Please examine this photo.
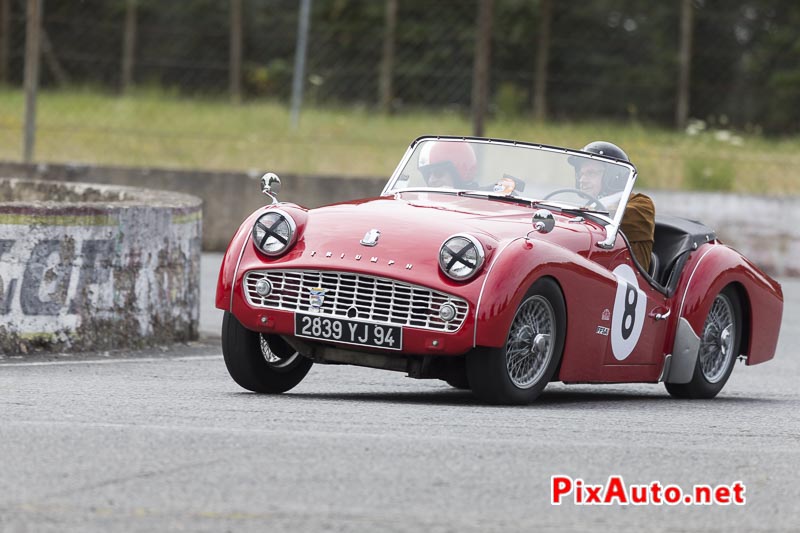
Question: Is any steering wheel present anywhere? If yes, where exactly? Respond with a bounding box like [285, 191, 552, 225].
[543, 188, 607, 211]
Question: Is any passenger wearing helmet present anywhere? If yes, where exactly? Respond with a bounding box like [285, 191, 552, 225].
[574, 141, 655, 273]
[418, 141, 479, 189]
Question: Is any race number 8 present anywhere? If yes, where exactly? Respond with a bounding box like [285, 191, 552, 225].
[610, 264, 646, 361]
[621, 285, 638, 340]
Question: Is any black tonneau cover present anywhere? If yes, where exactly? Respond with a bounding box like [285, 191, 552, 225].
[652, 215, 717, 294]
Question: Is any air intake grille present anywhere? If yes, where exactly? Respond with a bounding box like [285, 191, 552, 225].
[244, 270, 468, 332]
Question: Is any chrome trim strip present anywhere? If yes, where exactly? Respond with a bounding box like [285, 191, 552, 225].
[229, 231, 250, 312]
[473, 237, 525, 347]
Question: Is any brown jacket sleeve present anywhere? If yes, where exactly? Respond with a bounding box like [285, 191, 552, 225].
[620, 193, 655, 272]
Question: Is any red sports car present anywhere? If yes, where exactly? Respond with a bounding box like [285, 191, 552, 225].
[216, 136, 783, 404]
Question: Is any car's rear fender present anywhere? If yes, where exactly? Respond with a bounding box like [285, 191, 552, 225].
[474, 237, 617, 349]
[674, 243, 783, 365]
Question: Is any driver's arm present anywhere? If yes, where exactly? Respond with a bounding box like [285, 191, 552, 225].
[620, 193, 655, 272]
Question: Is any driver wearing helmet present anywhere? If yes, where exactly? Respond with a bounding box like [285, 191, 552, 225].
[418, 140, 479, 189]
[572, 141, 655, 273]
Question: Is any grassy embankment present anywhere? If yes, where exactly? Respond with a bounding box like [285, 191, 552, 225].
[0, 87, 798, 194]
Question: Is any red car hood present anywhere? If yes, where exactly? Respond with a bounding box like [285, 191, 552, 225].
[260, 192, 596, 288]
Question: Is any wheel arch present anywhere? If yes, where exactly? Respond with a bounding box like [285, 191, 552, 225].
[473, 238, 607, 349]
[675, 244, 782, 366]
[215, 211, 262, 312]
[729, 281, 751, 363]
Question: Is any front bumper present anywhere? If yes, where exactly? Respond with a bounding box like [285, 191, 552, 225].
[231, 267, 478, 357]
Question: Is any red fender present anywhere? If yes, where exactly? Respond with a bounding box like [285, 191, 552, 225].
[215, 204, 309, 312]
[674, 243, 782, 365]
[474, 237, 617, 349]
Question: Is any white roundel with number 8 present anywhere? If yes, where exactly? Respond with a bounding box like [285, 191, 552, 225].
[610, 264, 646, 361]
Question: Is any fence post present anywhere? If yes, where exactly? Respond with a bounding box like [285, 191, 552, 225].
[23, 0, 42, 163]
[0, 0, 9, 84]
[290, 0, 312, 129]
[675, 0, 693, 130]
[121, 0, 137, 92]
[533, 0, 552, 122]
[229, 0, 242, 105]
[471, 0, 493, 137]
[378, 0, 397, 114]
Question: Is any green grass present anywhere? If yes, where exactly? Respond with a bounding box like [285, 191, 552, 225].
[1, 86, 799, 194]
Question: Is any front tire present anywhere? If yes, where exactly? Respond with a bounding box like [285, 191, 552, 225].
[467, 278, 566, 405]
[222, 311, 313, 393]
[665, 287, 741, 399]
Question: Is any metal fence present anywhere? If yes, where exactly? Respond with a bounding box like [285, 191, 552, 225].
[0, 0, 798, 191]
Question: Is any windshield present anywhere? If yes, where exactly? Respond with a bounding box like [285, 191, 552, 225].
[385, 137, 636, 221]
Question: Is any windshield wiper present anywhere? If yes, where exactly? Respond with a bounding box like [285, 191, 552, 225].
[531, 200, 607, 216]
[457, 190, 534, 207]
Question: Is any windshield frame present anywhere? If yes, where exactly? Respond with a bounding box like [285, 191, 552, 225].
[382, 135, 638, 249]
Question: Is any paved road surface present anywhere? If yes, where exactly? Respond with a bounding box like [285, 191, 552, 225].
[0, 255, 797, 532]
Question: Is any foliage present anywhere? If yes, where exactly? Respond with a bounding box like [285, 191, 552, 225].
[4, 0, 800, 133]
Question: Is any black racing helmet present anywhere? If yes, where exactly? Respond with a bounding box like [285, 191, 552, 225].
[570, 141, 631, 194]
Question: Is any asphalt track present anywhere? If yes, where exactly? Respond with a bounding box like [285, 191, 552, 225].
[0, 254, 797, 532]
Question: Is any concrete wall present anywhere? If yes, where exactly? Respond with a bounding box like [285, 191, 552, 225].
[0, 161, 796, 277]
[646, 190, 800, 277]
[0, 178, 202, 354]
[0, 162, 386, 252]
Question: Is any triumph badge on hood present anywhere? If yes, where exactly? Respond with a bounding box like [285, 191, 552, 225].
[360, 229, 381, 247]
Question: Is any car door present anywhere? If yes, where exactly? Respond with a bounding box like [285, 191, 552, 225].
[588, 230, 670, 381]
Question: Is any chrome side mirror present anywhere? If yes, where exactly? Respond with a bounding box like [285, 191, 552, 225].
[260, 172, 282, 205]
[532, 209, 555, 234]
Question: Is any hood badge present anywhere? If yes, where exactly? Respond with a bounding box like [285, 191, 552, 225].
[360, 229, 381, 247]
[309, 288, 327, 310]
[307, 250, 411, 270]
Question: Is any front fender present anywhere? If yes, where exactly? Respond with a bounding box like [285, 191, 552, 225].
[215, 211, 260, 312]
[215, 203, 309, 312]
[474, 238, 615, 348]
[676, 243, 783, 365]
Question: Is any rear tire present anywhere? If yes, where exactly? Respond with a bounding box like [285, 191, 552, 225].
[665, 286, 741, 399]
[222, 311, 313, 393]
[467, 278, 566, 405]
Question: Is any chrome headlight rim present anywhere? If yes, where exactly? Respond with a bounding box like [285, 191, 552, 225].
[439, 233, 485, 281]
[252, 209, 297, 257]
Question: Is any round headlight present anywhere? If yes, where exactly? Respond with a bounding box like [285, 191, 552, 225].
[439, 234, 485, 281]
[252, 209, 296, 256]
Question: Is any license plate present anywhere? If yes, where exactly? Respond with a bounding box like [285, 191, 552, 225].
[294, 313, 402, 351]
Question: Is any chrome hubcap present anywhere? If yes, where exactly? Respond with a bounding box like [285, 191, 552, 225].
[505, 295, 555, 389]
[260, 334, 299, 369]
[699, 294, 735, 383]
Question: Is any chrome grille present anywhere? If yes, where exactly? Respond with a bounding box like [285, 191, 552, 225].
[244, 269, 469, 332]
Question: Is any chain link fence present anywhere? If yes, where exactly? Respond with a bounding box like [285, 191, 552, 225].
[0, 0, 799, 191]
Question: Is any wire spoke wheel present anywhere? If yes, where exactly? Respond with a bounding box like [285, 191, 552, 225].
[698, 293, 735, 383]
[222, 312, 313, 394]
[665, 286, 741, 400]
[260, 334, 300, 369]
[505, 295, 555, 389]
